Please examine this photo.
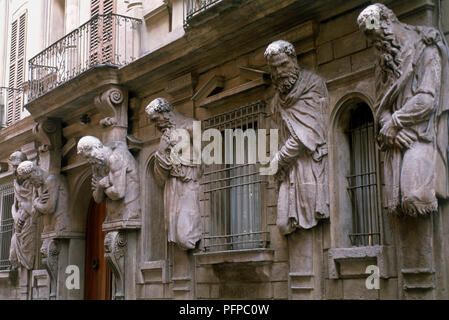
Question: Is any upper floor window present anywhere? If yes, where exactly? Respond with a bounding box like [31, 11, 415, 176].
[201, 101, 269, 251]
[0, 183, 14, 271]
[346, 103, 381, 246]
[6, 12, 27, 127]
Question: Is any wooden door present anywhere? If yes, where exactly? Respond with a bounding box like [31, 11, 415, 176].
[84, 199, 111, 300]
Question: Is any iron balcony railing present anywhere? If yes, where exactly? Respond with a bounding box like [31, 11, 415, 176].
[27, 13, 141, 101]
[0, 87, 25, 128]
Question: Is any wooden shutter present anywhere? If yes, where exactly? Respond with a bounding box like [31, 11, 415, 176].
[7, 13, 26, 126]
[90, 0, 116, 65]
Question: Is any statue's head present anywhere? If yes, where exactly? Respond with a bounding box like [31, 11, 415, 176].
[17, 161, 42, 186]
[358, 4, 403, 79]
[357, 4, 400, 41]
[77, 136, 108, 166]
[8, 151, 27, 172]
[145, 98, 174, 132]
[264, 40, 300, 95]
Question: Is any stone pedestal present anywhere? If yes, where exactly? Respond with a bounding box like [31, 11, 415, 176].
[287, 225, 324, 300]
[170, 244, 194, 299]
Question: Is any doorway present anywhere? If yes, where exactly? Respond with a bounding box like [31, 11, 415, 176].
[84, 199, 112, 300]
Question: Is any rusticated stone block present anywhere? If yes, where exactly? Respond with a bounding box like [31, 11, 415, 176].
[196, 284, 211, 299]
[317, 42, 333, 65]
[343, 279, 379, 300]
[318, 56, 351, 80]
[325, 279, 343, 300]
[273, 281, 288, 299]
[333, 31, 367, 59]
[317, 9, 360, 45]
[351, 47, 375, 72]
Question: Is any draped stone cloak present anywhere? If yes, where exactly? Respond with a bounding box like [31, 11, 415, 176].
[153, 117, 202, 250]
[375, 26, 449, 215]
[271, 69, 330, 235]
[9, 179, 37, 270]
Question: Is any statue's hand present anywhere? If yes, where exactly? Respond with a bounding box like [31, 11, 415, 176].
[98, 176, 111, 189]
[91, 175, 103, 191]
[17, 218, 25, 233]
[158, 131, 172, 153]
[394, 129, 415, 150]
[274, 166, 288, 182]
[379, 120, 398, 147]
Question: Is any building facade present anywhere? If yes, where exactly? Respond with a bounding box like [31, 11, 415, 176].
[0, 0, 449, 300]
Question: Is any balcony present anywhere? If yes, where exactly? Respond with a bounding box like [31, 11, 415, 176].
[27, 13, 141, 102]
[183, 0, 241, 28]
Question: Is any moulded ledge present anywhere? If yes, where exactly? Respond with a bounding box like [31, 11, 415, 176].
[102, 219, 142, 232]
[139, 260, 168, 284]
[0, 270, 11, 280]
[328, 245, 396, 280]
[194, 248, 274, 265]
[40, 231, 85, 240]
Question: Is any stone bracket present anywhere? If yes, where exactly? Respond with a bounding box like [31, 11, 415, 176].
[94, 86, 128, 129]
[40, 238, 60, 300]
[32, 118, 62, 173]
[104, 230, 127, 300]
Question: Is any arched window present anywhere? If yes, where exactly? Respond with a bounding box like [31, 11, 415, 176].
[330, 96, 383, 248]
[346, 103, 381, 246]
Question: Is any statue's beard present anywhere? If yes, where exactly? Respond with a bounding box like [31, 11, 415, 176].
[373, 28, 402, 81]
[274, 69, 299, 95]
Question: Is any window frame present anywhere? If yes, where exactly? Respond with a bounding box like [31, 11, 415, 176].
[200, 100, 270, 252]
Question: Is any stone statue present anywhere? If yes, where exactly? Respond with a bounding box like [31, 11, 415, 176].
[145, 98, 202, 250]
[77, 136, 140, 222]
[16, 161, 69, 234]
[265, 40, 329, 236]
[8, 152, 37, 270]
[358, 4, 449, 216]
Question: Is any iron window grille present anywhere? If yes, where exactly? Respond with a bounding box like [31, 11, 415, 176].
[201, 101, 270, 252]
[0, 183, 14, 271]
[346, 104, 382, 247]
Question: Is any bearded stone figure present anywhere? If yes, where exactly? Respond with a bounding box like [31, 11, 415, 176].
[145, 98, 202, 250]
[77, 136, 140, 222]
[265, 40, 330, 236]
[358, 4, 449, 216]
[16, 161, 69, 234]
[8, 152, 37, 270]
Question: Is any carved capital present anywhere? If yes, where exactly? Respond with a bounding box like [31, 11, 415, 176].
[104, 231, 127, 300]
[41, 238, 60, 300]
[32, 118, 62, 174]
[32, 118, 62, 153]
[94, 87, 128, 129]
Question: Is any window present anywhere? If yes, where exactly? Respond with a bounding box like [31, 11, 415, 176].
[7, 13, 26, 126]
[90, 0, 116, 65]
[0, 183, 14, 271]
[201, 101, 269, 252]
[346, 103, 381, 246]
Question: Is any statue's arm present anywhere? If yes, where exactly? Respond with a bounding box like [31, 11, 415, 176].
[391, 46, 441, 128]
[103, 155, 127, 201]
[277, 135, 303, 168]
[34, 176, 58, 215]
[92, 175, 105, 203]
